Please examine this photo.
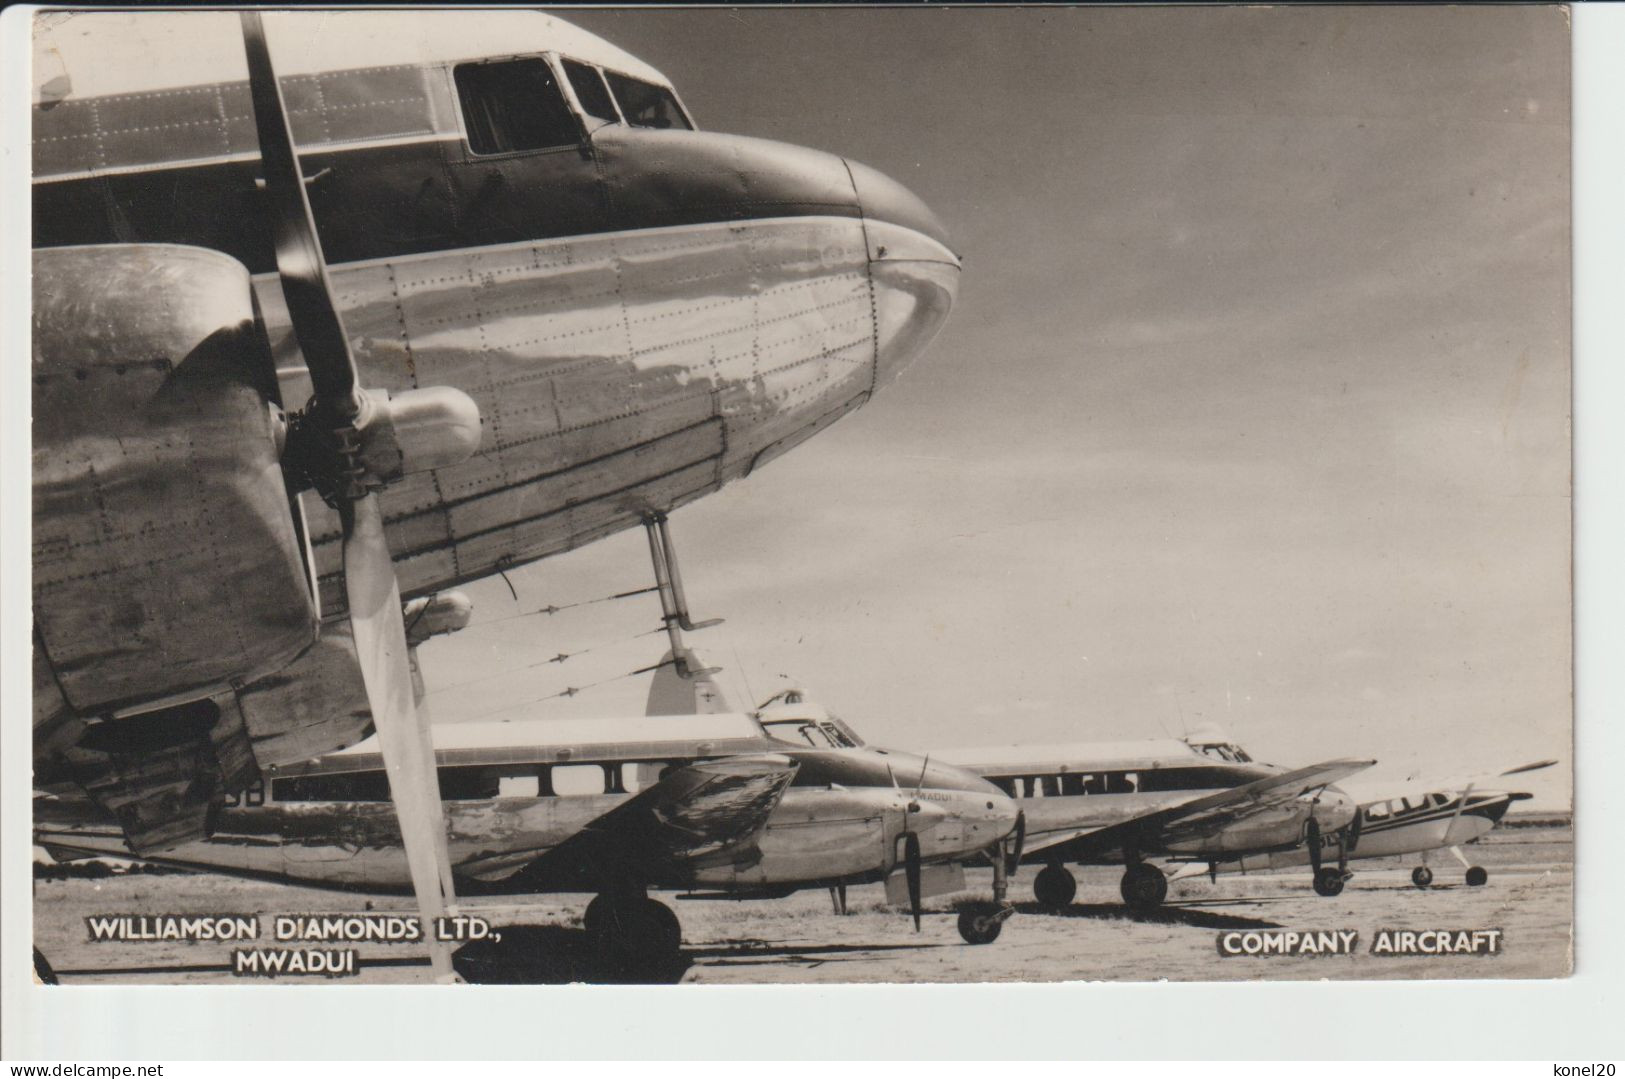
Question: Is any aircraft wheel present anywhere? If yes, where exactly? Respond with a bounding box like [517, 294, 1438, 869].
[1464, 866, 1488, 887]
[1120, 864, 1169, 911]
[1313, 867, 1346, 897]
[582, 893, 612, 935]
[588, 897, 682, 963]
[957, 904, 1006, 945]
[1411, 866, 1433, 888]
[1033, 864, 1077, 909]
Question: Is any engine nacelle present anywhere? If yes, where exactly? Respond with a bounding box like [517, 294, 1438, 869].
[33, 245, 319, 717]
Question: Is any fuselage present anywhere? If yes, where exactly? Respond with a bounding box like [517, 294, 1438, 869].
[32, 11, 959, 690]
[35, 713, 1018, 894]
[1192, 789, 1525, 875]
[937, 734, 1358, 860]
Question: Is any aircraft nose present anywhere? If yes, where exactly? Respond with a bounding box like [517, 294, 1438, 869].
[845, 157, 961, 391]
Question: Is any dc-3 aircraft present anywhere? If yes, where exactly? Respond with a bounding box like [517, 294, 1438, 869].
[1165, 759, 1557, 892]
[932, 725, 1375, 910]
[31, 11, 958, 976]
[35, 655, 1024, 967]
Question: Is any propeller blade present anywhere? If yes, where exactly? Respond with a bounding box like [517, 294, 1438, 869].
[239, 11, 359, 415]
[1500, 759, 1558, 777]
[903, 831, 923, 932]
[1345, 807, 1363, 854]
[343, 495, 458, 979]
[1005, 810, 1026, 875]
[1306, 815, 1323, 875]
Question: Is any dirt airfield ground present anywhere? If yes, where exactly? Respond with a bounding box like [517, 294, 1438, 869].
[33, 825, 1571, 985]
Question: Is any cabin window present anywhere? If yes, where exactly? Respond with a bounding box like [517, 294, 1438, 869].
[550, 764, 607, 796]
[497, 772, 541, 798]
[438, 766, 501, 801]
[1060, 773, 1087, 797]
[989, 777, 1016, 798]
[604, 72, 692, 130]
[1039, 775, 1062, 798]
[454, 58, 579, 155]
[1107, 771, 1139, 794]
[1364, 802, 1390, 821]
[563, 59, 620, 124]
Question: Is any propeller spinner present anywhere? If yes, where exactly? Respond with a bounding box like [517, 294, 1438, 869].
[240, 12, 480, 980]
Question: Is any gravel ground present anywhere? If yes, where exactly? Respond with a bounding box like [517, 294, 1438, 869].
[32, 826, 1571, 985]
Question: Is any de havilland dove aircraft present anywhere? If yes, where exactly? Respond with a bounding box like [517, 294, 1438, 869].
[35, 706, 1024, 965]
[1166, 759, 1558, 892]
[31, 11, 958, 973]
[933, 725, 1375, 910]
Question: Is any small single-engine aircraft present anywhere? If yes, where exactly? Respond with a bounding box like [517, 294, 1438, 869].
[31, 11, 958, 975]
[36, 709, 1024, 964]
[933, 725, 1375, 910]
[1165, 759, 1558, 892]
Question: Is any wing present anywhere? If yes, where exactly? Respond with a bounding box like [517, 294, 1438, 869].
[471, 755, 797, 893]
[1020, 758, 1375, 861]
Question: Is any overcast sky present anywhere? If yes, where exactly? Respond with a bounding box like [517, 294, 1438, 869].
[417, 7, 1571, 808]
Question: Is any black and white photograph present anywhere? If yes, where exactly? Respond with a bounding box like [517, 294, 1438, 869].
[18, 2, 1574, 1001]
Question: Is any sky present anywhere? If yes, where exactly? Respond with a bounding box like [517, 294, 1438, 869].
[415, 7, 1572, 809]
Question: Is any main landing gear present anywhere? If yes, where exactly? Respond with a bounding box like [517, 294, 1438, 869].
[583, 891, 682, 967]
[1415, 847, 1487, 888]
[1120, 862, 1169, 911]
[1033, 863, 1078, 909]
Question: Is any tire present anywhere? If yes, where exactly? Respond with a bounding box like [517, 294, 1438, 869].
[957, 906, 1005, 945]
[1313, 867, 1346, 897]
[1411, 866, 1433, 888]
[582, 893, 612, 935]
[1464, 866, 1488, 887]
[1033, 864, 1077, 909]
[589, 897, 682, 963]
[1120, 864, 1169, 910]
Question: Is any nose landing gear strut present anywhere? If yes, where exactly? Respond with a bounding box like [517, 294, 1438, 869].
[958, 834, 1017, 944]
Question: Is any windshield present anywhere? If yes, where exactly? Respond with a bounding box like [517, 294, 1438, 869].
[604, 71, 692, 130]
[761, 719, 854, 750]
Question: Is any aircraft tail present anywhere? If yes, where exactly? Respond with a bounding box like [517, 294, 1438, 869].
[645, 648, 732, 715]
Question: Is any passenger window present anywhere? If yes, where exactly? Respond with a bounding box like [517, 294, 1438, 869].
[497, 773, 540, 798]
[1040, 776, 1062, 798]
[244, 779, 264, 807]
[1364, 802, 1388, 820]
[455, 58, 579, 155]
[1060, 773, 1086, 797]
[604, 72, 692, 130]
[1107, 772, 1138, 794]
[551, 764, 606, 796]
[563, 60, 620, 124]
[990, 777, 1016, 798]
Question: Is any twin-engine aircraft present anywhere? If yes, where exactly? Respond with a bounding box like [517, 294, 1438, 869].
[35, 702, 1024, 966]
[31, 9, 959, 974]
[1166, 759, 1557, 892]
[933, 725, 1375, 910]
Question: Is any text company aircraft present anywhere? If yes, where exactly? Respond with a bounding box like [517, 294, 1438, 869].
[932, 725, 1374, 910]
[1166, 759, 1558, 892]
[31, 10, 958, 971]
[35, 707, 1023, 967]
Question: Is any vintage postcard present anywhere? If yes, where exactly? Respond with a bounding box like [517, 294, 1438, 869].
[22, 4, 1570, 992]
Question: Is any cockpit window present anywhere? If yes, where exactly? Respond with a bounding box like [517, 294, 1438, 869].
[455, 59, 579, 155]
[604, 72, 692, 130]
[1194, 743, 1253, 764]
[762, 720, 843, 749]
[563, 59, 620, 125]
